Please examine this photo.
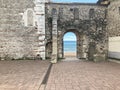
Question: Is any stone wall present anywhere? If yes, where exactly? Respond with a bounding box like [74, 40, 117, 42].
[46, 3, 106, 20]
[45, 3, 108, 62]
[0, 0, 111, 61]
[0, 0, 39, 59]
[107, 0, 120, 37]
[45, 3, 107, 41]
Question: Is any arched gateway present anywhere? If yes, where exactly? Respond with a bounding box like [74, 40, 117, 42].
[63, 32, 77, 58]
[59, 29, 85, 59]
[45, 3, 108, 63]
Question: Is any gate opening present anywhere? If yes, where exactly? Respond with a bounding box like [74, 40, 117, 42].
[63, 32, 77, 58]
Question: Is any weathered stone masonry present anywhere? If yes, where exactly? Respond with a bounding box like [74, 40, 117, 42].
[0, 0, 120, 62]
[45, 3, 108, 63]
[0, 0, 38, 59]
[0, 0, 51, 60]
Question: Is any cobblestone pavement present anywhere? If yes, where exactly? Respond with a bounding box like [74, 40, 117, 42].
[44, 59, 120, 90]
[0, 60, 50, 90]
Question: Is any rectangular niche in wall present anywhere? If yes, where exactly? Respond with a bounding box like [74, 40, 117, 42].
[74, 8, 79, 20]
[52, 8, 57, 16]
[89, 8, 95, 19]
[59, 8, 63, 19]
[119, 7, 120, 15]
[27, 10, 34, 26]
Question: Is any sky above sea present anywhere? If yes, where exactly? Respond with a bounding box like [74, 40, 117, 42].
[64, 41, 76, 52]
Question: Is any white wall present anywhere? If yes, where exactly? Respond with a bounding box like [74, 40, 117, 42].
[109, 37, 120, 59]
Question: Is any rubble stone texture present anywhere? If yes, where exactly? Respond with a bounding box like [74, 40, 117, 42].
[0, 0, 119, 62]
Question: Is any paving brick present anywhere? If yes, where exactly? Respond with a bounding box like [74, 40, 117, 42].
[0, 60, 50, 90]
[45, 59, 120, 90]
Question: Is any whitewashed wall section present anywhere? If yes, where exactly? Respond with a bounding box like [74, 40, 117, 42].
[109, 37, 120, 59]
[34, 0, 46, 59]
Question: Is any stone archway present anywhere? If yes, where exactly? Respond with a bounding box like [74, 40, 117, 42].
[63, 32, 77, 58]
[58, 29, 88, 60]
[49, 8, 108, 63]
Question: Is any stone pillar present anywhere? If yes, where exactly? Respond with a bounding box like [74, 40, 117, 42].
[77, 35, 81, 58]
[51, 15, 58, 63]
[82, 35, 89, 59]
[34, 0, 46, 60]
[58, 35, 63, 59]
[60, 39, 64, 58]
[77, 35, 84, 59]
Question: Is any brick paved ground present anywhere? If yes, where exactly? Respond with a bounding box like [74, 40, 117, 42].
[44, 59, 120, 90]
[1, 59, 120, 90]
[0, 60, 50, 90]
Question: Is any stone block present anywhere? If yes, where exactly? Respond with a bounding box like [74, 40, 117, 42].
[94, 54, 106, 62]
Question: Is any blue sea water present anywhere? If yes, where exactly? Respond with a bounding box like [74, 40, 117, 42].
[64, 41, 76, 52]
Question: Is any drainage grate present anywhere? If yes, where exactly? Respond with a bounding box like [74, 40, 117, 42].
[42, 63, 53, 84]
